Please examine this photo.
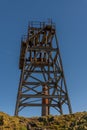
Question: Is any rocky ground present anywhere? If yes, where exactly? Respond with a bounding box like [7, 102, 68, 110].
[0, 111, 87, 130]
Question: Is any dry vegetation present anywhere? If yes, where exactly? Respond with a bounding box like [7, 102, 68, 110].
[0, 111, 87, 130]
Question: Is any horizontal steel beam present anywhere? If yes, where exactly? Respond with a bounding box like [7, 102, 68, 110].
[23, 82, 56, 85]
[28, 47, 58, 51]
[24, 70, 60, 73]
[29, 63, 53, 66]
[19, 103, 59, 107]
[21, 94, 59, 98]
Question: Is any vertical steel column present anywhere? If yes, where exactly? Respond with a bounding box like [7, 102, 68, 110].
[42, 85, 49, 116]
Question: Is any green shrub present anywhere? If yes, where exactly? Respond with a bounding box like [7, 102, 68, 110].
[19, 126, 27, 130]
[53, 125, 59, 130]
[38, 117, 47, 125]
[0, 116, 4, 126]
[48, 116, 54, 122]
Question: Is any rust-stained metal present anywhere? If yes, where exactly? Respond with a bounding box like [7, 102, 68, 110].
[15, 20, 72, 116]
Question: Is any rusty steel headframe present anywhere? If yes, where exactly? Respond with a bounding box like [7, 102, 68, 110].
[15, 20, 72, 116]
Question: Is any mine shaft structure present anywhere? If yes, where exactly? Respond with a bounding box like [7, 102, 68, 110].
[15, 21, 72, 116]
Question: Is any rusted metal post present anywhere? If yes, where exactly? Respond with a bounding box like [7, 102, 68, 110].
[42, 85, 49, 116]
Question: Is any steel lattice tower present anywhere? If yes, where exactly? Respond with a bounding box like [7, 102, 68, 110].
[15, 21, 72, 116]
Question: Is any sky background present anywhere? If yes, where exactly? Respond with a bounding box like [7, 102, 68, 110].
[0, 0, 87, 117]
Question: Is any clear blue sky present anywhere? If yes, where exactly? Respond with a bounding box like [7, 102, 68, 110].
[0, 0, 87, 117]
